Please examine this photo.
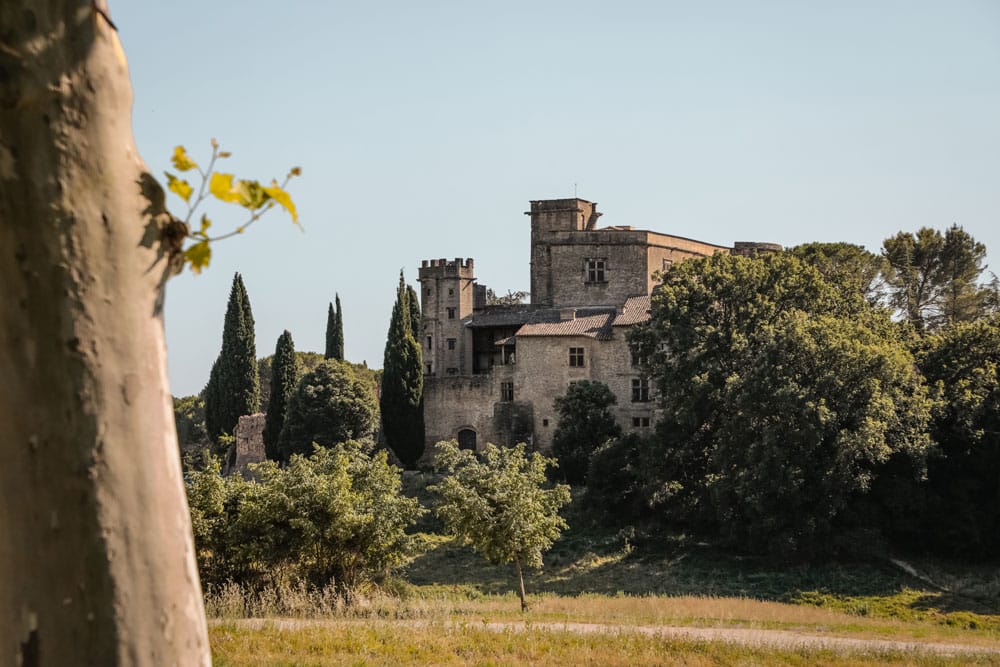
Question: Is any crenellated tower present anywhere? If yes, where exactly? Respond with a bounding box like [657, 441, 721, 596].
[417, 258, 475, 376]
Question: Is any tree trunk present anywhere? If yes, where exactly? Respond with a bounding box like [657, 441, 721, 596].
[0, 2, 210, 664]
[515, 558, 528, 612]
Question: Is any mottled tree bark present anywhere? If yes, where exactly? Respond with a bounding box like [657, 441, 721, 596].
[0, 1, 210, 664]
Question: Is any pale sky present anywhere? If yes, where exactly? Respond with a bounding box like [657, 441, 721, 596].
[114, 1, 1000, 397]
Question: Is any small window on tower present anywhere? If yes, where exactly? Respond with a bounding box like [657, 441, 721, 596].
[448, 288, 454, 296]
[585, 258, 607, 283]
[447, 307, 456, 319]
[426, 336, 432, 350]
[447, 338, 456, 350]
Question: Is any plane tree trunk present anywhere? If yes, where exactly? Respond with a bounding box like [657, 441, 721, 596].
[0, 1, 210, 664]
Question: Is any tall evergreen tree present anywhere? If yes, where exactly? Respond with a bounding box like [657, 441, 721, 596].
[406, 284, 421, 338]
[263, 330, 298, 459]
[324, 300, 338, 360]
[205, 273, 260, 439]
[381, 271, 425, 467]
[331, 294, 345, 360]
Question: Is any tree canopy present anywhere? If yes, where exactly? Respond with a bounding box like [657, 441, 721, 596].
[430, 440, 570, 610]
[628, 252, 932, 555]
[277, 359, 378, 461]
[263, 330, 298, 459]
[381, 271, 425, 467]
[205, 272, 259, 439]
[551, 380, 622, 484]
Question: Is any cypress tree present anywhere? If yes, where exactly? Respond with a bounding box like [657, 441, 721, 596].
[205, 273, 260, 439]
[203, 358, 222, 441]
[325, 293, 345, 361]
[263, 330, 298, 459]
[381, 271, 425, 467]
[324, 302, 336, 360]
[406, 285, 421, 338]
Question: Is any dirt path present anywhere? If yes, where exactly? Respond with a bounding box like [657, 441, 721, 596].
[227, 618, 1000, 658]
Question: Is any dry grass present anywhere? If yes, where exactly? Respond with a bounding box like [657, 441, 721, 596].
[209, 619, 998, 666]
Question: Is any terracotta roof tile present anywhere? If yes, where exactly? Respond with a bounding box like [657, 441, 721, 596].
[515, 312, 616, 340]
[613, 295, 651, 326]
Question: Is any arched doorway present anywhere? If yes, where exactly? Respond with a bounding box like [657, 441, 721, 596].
[457, 428, 477, 451]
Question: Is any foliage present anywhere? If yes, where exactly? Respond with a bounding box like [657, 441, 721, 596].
[486, 288, 530, 306]
[204, 273, 259, 439]
[263, 330, 298, 459]
[585, 433, 650, 521]
[277, 360, 378, 462]
[882, 225, 991, 331]
[551, 380, 622, 484]
[912, 316, 1000, 556]
[173, 394, 208, 446]
[787, 242, 888, 305]
[430, 440, 571, 610]
[325, 294, 345, 361]
[186, 443, 423, 589]
[629, 252, 932, 556]
[381, 271, 425, 467]
[258, 350, 326, 413]
[163, 141, 300, 274]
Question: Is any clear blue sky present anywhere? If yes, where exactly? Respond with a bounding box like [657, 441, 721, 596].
[114, 1, 1000, 397]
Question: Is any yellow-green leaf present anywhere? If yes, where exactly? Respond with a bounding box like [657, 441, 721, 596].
[238, 180, 267, 209]
[184, 240, 211, 274]
[165, 172, 193, 202]
[218, 151, 232, 158]
[263, 184, 298, 224]
[171, 146, 198, 172]
[209, 172, 241, 203]
[199, 213, 211, 234]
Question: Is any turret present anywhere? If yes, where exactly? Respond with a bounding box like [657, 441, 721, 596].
[417, 258, 475, 376]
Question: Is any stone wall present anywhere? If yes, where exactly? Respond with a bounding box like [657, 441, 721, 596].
[233, 413, 266, 473]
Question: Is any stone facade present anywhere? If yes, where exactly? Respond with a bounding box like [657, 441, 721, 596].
[419, 197, 778, 453]
[233, 413, 266, 472]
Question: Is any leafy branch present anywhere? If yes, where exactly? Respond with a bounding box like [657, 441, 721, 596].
[164, 139, 301, 274]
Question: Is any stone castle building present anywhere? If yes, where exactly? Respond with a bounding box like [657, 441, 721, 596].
[418, 198, 779, 452]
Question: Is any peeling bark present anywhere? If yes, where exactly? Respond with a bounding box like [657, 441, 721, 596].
[0, 2, 209, 664]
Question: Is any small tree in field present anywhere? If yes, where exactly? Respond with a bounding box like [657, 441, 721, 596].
[430, 440, 571, 611]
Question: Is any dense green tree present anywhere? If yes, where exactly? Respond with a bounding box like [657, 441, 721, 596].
[381, 272, 425, 467]
[882, 225, 990, 331]
[430, 440, 571, 611]
[173, 395, 208, 447]
[325, 294, 345, 361]
[585, 433, 651, 521]
[914, 317, 1000, 556]
[551, 380, 622, 484]
[788, 242, 887, 305]
[263, 331, 298, 459]
[630, 252, 932, 555]
[277, 360, 378, 462]
[205, 273, 260, 439]
[186, 443, 422, 588]
[258, 351, 326, 413]
[406, 284, 421, 336]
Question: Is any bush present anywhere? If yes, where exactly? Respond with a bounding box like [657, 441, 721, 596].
[185, 442, 423, 589]
[277, 360, 378, 462]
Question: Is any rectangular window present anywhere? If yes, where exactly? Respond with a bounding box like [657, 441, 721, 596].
[448, 288, 454, 296]
[425, 364, 432, 374]
[585, 258, 607, 283]
[426, 336, 432, 350]
[632, 417, 651, 428]
[631, 377, 650, 402]
[662, 258, 674, 272]
[447, 338, 456, 350]
[500, 382, 514, 402]
[446, 367, 459, 375]
[569, 347, 585, 367]
[447, 307, 456, 319]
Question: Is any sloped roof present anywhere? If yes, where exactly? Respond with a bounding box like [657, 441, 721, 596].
[612, 295, 652, 327]
[515, 312, 616, 340]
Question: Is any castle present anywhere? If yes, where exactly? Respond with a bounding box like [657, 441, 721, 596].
[418, 198, 780, 452]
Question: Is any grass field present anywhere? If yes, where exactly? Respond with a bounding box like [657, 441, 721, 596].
[207, 482, 1000, 664]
